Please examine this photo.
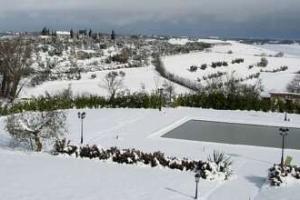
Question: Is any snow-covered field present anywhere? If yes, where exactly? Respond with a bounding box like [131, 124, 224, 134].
[18, 38, 300, 98]
[1, 107, 300, 199]
[20, 66, 190, 98]
[162, 40, 300, 93]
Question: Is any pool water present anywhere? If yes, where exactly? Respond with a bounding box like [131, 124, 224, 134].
[162, 120, 300, 149]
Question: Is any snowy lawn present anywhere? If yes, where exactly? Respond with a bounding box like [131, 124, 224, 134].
[1, 107, 300, 199]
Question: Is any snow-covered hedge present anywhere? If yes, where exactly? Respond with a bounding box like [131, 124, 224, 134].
[53, 140, 233, 181]
[268, 164, 300, 186]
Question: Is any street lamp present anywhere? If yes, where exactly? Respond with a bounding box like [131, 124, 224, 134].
[158, 88, 163, 111]
[194, 173, 201, 199]
[78, 112, 86, 144]
[284, 112, 290, 121]
[279, 127, 289, 169]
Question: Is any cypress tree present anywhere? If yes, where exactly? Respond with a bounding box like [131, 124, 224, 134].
[111, 30, 116, 40]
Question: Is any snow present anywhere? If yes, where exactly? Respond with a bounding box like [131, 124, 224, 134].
[56, 31, 70, 35]
[168, 38, 190, 45]
[20, 66, 190, 98]
[2, 37, 300, 199]
[257, 43, 300, 57]
[1, 107, 300, 199]
[162, 41, 300, 93]
[18, 38, 300, 97]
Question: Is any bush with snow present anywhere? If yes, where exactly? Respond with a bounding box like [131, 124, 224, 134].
[268, 164, 300, 186]
[257, 57, 268, 67]
[231, 58, 244, 64]
[200, 64, 207, 70]
[189, 65, 198, 72]
[194, 151, 233, 180]
[53, 142, 233, 181]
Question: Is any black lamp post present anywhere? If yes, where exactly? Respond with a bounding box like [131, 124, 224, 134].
[78, 112, 86, 144]
[279, 127, 289, 169]
[194, 173, 200, 199]
[158, 88, 163, 111]
[284, 112, 290, 121]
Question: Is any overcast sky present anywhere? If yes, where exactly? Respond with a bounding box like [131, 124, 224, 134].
[0, 0, 299, 39]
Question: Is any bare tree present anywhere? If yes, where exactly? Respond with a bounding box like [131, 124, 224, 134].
[0, 38, 33, 100]
[6, 111, 67, 151]
[100, 71, 125, 101]
[287, 74, 300, 93]
[162, 80, 176, 103]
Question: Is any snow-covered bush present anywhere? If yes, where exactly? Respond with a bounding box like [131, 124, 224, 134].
[231, 58, 244, 64]
[197, 151, 234, 180]
[200, 64, 207, 70]
[53, 138, 78, 156]
[257, 57, 268, 67]
[53, 142, 232, 181]
[189, 65, 198, 72]
[275, 52, 284, 57]
[268, 164, 300, 186]
[261, 66, 288, 73]
[90, 73, 97, 79]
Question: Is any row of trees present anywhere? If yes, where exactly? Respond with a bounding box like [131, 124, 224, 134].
[42, 27, 116, 40]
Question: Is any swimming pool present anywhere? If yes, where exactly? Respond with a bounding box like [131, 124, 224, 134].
[162, 120, 300, 149]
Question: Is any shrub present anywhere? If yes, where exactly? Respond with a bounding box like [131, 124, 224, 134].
[195, 151, 233, 180]
[111, 48, 130, 63]
[200, 64, 207, 70]
[90, 73, 97, 79]
[232, 58, 244, 64]
[52, 142, 231, 180]
[53, 138, 78, 156]
[275, 52, 284, 57]
[268, 164, 300, 186]
[189, 65, 198, 72]
[257, 57, 268, 67]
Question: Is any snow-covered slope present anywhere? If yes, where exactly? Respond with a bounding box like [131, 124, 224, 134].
[1, 108, 300, 199]
[19, 38, 300, 98]
[20, 66, 190, 98]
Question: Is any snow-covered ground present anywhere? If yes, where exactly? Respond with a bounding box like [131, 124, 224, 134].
[1, 107, 300, 199]
[18, 38, 300, 98]
[20, 66, 190, 98]
[258, 43, 300, 57]
[162, 40, 300, 93]
[2, 38, 300, 199]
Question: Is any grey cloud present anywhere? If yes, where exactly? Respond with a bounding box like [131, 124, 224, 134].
[0, 0, 299, 39]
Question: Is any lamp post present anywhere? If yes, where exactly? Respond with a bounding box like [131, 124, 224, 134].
[158, 88, 163, 111]
[284, 112, 290, 121]
[78, 112, 86, 144]
[279, 127, 289, 169]
[194, 173, 200, 199]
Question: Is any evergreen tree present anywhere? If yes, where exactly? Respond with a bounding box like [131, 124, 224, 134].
[111, 30, 116, 40]
[88, 29, 92, 38]
[41, 27, 49, 36]
[51, 30, 57, 37]
[70, 29, 74, 39]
